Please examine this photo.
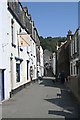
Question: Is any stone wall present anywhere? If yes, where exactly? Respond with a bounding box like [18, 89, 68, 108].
[68, 76, 80, 103]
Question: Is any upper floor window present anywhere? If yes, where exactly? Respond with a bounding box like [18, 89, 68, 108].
[70, 41, 73, 57]
[74, 35, 78, 53]
[72, 39, 74, 55]
[18, 3, 20, 13]
[11, 19, 16, 47]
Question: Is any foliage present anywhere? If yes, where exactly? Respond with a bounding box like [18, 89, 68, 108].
[39, 36, 66, 52]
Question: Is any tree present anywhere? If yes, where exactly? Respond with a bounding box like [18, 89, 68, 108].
[39, 36, 66, 52]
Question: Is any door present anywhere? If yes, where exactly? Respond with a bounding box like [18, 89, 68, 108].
[0, 70, 4, 101]
[0, 70, 2, 101]
[10, 58, 13, 91]
[2, 70, 4, 100]
[27, 60, 29, 80]
[16, 63, 20, 82]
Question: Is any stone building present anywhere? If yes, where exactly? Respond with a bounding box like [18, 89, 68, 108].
[43, 49, 53, 76]
[68, 28, 80, 102]
[56, 31, 71, 79]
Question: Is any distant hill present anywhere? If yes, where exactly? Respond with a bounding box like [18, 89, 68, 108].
[39, 36, 66, 52]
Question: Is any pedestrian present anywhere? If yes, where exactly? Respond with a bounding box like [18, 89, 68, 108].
[59, 71, 65, 84]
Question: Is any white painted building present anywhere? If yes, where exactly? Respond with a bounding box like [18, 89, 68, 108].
[69, 29, 79, 76]
[52, 52, 56, 76]
[40, 46, 44, 77]
[0, 1, 38, 101]
[68, 29, 80, 102]
[0, 2, 11, 101]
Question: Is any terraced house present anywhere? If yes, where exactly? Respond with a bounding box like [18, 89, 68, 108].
[0, 0, 43, 101]
[69, 28, 80, 102]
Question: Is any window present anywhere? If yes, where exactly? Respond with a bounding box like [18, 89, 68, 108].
[72, 40, 74, 55]
[77, 35, 79, 53]
[71, 41, 72, 57]
[16, 63, 20, 82]
[73, 65, 75, 75]
[70, 63, 73, 75]
[75, 35, 77, 53]
[11, 19, 16, 47]
[73, 64, 78, 76]
[11, 19, 14, 44]
[18, 3, 20, 13]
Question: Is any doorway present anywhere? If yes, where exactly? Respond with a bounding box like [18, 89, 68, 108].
[27, 60, 29, 80]
[0, 70, 5, 101]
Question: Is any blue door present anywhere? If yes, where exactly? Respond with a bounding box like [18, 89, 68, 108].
[2, 70, 4, 100]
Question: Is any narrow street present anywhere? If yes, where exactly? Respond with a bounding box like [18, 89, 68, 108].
[2, 77, 80, 119]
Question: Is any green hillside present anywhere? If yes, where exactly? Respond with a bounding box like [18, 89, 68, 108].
[39, 36, 66, 52]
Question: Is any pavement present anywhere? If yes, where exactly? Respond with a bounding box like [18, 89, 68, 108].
[2, 77, 80, 119]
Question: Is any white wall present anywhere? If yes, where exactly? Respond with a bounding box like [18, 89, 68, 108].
[0, 1, 39, 101]
[52, 52, 56, 75]
[40, 46, 44, 77]
[0, 2, 34, 100]
[33, 41, 37, 79]
[0, 2, 11, 100]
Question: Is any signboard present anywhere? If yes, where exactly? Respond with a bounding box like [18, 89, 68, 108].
[18, 33, 31, 47]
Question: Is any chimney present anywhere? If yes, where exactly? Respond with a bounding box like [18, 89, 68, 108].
[67, 30, 73, 40]
[23, 6, 28, 14]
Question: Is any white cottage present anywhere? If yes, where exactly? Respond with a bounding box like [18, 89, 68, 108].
[0, 0, 38, 101]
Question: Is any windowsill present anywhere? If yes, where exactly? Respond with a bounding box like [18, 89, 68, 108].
[70, 75, 78, 77]
[12, 43, 16, 48]
[16, 81, 20, 83]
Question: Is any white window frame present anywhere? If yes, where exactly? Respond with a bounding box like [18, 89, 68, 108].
[73, 62, 77, 76]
